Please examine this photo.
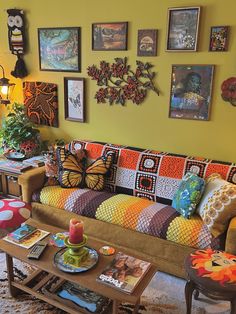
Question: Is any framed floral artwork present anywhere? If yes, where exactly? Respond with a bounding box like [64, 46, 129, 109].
[92, 22, 128, 50]
[166, 7, 201, 51]
[137, 29, 158, 56]
[64, 77, 85, 122]
[169, 65, 214, 121]
[209, 26, 229, 51]
[38, 27, 81, 72]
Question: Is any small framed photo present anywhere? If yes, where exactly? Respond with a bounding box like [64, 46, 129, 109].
[166, 7, 201, 51]
[137, 29, 158, 56]
[209, 26, 229, 51]
[92, 22, 128, 51]
[64, 77, 85, 122]
[38, 27, 81, 72]
[169, 65, 214, 121]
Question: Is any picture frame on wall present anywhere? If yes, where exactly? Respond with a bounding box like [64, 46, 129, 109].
[92, 22, 128, 50]
[64, 77, 85, 122]
[209, 26, 229, 51]
[169, 65, 214, 121]
[137, 29, 158, 56]
[38, 27, 81, 72]
[166, 7, 201, 51]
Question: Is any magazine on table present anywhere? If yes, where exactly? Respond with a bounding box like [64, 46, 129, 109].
[96, 252, 151, 294]
[4, 229, 50, 249]
[8, 223, 37, 242]
[23, 155, 45, 167]
[0, 159, 32, 174]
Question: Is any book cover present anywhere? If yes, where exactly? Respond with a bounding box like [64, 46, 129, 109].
[8, 224, 37, 242]
[0, 160, 32, 174]
[56, 281, 110, 313]
[23, 155, 45, 167]
[4, 229, 50, 249]
[97, 252, 151, 294]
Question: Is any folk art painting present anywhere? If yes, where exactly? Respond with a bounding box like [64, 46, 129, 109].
[169, 65, 214, 121]
[38, 27, 80, 72]
[23, 81, 58, 127]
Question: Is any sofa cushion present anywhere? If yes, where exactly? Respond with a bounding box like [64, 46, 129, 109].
[67, 140, 236, 205]
[33, 186, 223, 250]
[57, 147, 113, 191]
[172, 172, 205, 219]
[197, 173, 236, 237]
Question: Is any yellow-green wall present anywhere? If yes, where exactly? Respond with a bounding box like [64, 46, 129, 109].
[0, 0, 236, 162]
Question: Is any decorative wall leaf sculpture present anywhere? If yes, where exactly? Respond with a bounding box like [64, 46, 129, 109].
[87, 57, 159, 105]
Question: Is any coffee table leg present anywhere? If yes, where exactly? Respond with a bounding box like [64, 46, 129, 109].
[133, 297, 140, 314]
[112, 300, 120, 314]
[185, 279, 195, 314]
[231, 299, 236, 314]
[5, 253, 20, 297]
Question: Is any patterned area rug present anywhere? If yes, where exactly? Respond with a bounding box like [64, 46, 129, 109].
[0, 253, 230, 314]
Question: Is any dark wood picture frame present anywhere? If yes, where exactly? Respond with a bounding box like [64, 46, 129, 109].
[137, 29, 158, 56]
[166, 7, 201, 52]
[38, 27, 81, 72]
[209, 26, 229, 52]
[169, 64, 214, 121]
[64, 77, 85, 122]
[92, 22, 128, 51]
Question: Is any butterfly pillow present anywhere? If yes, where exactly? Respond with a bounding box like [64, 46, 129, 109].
[57, 147, 113, 191]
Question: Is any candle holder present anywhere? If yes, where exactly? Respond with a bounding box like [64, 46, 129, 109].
[63, 235, 89, 267]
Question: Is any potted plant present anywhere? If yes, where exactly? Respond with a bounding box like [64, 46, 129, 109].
[0, 103, 41, 157]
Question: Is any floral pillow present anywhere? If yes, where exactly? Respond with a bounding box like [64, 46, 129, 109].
[172, 172, 205, 219]
[196, 173, 236, 237]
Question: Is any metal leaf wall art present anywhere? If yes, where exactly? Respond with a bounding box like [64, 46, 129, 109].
[87, 57, 159, 105]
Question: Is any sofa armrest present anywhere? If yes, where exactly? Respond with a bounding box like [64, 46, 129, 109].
[225, 216, 236, 254]
[18, 166, 46, 203]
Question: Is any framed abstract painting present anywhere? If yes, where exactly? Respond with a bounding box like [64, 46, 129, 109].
[169, 65, 214, 121]
[209, 26, 229, 51]
[166, 7, 201, 51]
[64, 77, 85, 122]
[38, 27, 81, 72]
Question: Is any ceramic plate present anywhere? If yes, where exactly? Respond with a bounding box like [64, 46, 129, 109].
[4, 152, 25, 161]
[54, 246, 98, 273]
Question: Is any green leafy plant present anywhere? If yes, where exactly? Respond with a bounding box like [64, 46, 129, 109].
[0, 103, 40, 154]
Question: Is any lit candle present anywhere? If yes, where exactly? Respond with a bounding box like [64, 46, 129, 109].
[69, 218, 84, 244]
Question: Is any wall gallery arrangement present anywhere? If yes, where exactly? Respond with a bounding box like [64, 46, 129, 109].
[4, 5, 232, 126]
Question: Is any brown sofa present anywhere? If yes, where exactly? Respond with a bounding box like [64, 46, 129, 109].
[18, 140, 236, 279]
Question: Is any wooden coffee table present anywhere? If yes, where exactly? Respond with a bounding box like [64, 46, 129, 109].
[0, 218, 157, 314]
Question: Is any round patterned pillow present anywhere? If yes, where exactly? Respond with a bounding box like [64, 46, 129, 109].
[0, 199, 31, 237]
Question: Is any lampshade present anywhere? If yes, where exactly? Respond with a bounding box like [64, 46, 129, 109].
[0, 65, 15, 105]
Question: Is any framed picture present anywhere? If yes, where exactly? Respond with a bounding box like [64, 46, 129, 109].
[166, 7, 200, 51]
[64, 77, 85, 122]
[137, 29, 158, 56]
[169, 65, 214, 121]
[38, 27, 81, 72]
[209, 26, 229, 51]
[92, 22, 128, 50]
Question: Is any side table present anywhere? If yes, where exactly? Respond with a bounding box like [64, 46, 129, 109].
[185, 249, 236, 314]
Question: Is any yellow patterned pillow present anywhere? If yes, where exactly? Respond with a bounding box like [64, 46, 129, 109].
[196, 174, 236, 237]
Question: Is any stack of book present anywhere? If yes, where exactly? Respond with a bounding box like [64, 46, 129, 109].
[4, 223, 50, 249]
[0, 159, 32, 174]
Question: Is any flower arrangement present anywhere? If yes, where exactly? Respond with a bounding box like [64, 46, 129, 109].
[221, 77, 236, 106]
[87, 57, 159, 105]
